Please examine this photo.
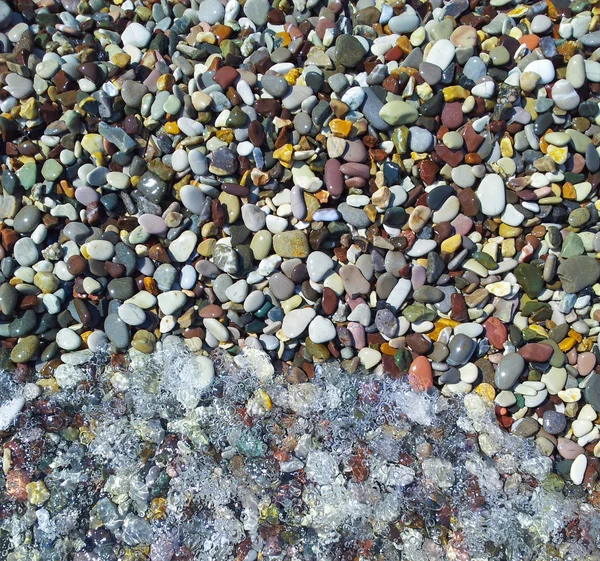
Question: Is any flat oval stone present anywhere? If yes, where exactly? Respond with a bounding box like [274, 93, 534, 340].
[13, 205, 41, 234]
[518, 343, 553, 362]
[495, 353, 525, 390]
[104, 314, 130, 349]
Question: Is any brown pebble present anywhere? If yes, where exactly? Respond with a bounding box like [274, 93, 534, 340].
[405, 333, 431, 355]
[198, 304, 224, 318]
[67, 255, 87, 275]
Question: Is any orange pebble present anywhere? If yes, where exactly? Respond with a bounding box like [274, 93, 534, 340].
[408, 356, 433, 392]
[519, 34, 539, 50]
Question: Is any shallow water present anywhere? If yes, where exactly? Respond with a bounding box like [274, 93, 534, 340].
[2, 338, 599, 560]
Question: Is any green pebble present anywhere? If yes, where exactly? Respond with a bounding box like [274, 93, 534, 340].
[305, 339, 329, 360]
[530, 306, 553, 322]
[16, 162, 37, 189]
[0, 347, 15, 372]
[521, 301, 549, 317]
[560, 233, 584, 258]
[149, 33, 169, 53]
[147, 159, 174, 181]
[254, 300, 272, 318]
[568, 208, 590, 228]
[521, 327, 546, 342]
[392, 126, 409, 154]
[541, 473, 565, 493]
[514, 263, 544, 299]
[62, 427, 80, 441]
[163, 95, 181, 115]
[227, 107, 247, 128]
[41, 159, 63, 181]
[549, 323, 570, 343]
[472, 251, 498, 270]
[509, 324, 523, 346]
[527, 368, 542, 381]
[220, 39, 240, 59]
[140, 93, 154, 117]
[514, 393, 525, 409]
[41, 342, 59, 362]
[246, 319, 266, 333]
[379, 100, 419, 126]
[10, 335, 40, 363]
[402, 303, 436, 323]
[394, 349, 411, 371]
[489, 45, 510, 66]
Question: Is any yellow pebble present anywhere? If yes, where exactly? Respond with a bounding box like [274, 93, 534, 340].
[26, 481, 50, 505]
[442, 86, 469, 102]
[501, 238, 516, 257]
[568, 329, 583, 343]
[273, 143, 293, 164]
[79, 426, 95, 445]
[164, 121, 180, 135]
[475, 383, 496, 402]
[499, 135, 513, 158]
[396, 35, 412, 53]
[255, 389, 272, 411]
[196, 32, 216, 44]
[441, 234, 462, 253]
[563, 182, 577, 200]
[507, 5, 530, 17]
[578, 338, 594, 352]
[527, 324, 548, 338]
[558, 337, 576, 352]
[20, 98, 38, 120]
[281, 294, 302, 313]
[284, 68, 302, 85]
[275, 31, 291, 47]
[416, 83, 433, 100]
[215, 129, 233, 143]
[156, 74, 174, 92]
[498, 224, 523, 238]
[524, 97, 538, 120]
[509, 27, 523, 40]
[547, 145, 568, 164]
[329, 119, 352, 138]
[111, 52, 131, 68]
[427, 318, 460, 341]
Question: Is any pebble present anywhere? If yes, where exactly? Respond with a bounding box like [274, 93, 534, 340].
[282, 308, 316, 339]
[495, 353, 525, 390]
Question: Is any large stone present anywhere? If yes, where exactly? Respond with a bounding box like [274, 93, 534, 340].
[557, 256, 600, 293]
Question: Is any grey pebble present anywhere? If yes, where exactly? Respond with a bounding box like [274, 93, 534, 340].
[495, 353, 525, 390]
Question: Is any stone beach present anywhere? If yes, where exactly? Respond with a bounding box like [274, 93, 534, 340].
[1, 0, 600, 558]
